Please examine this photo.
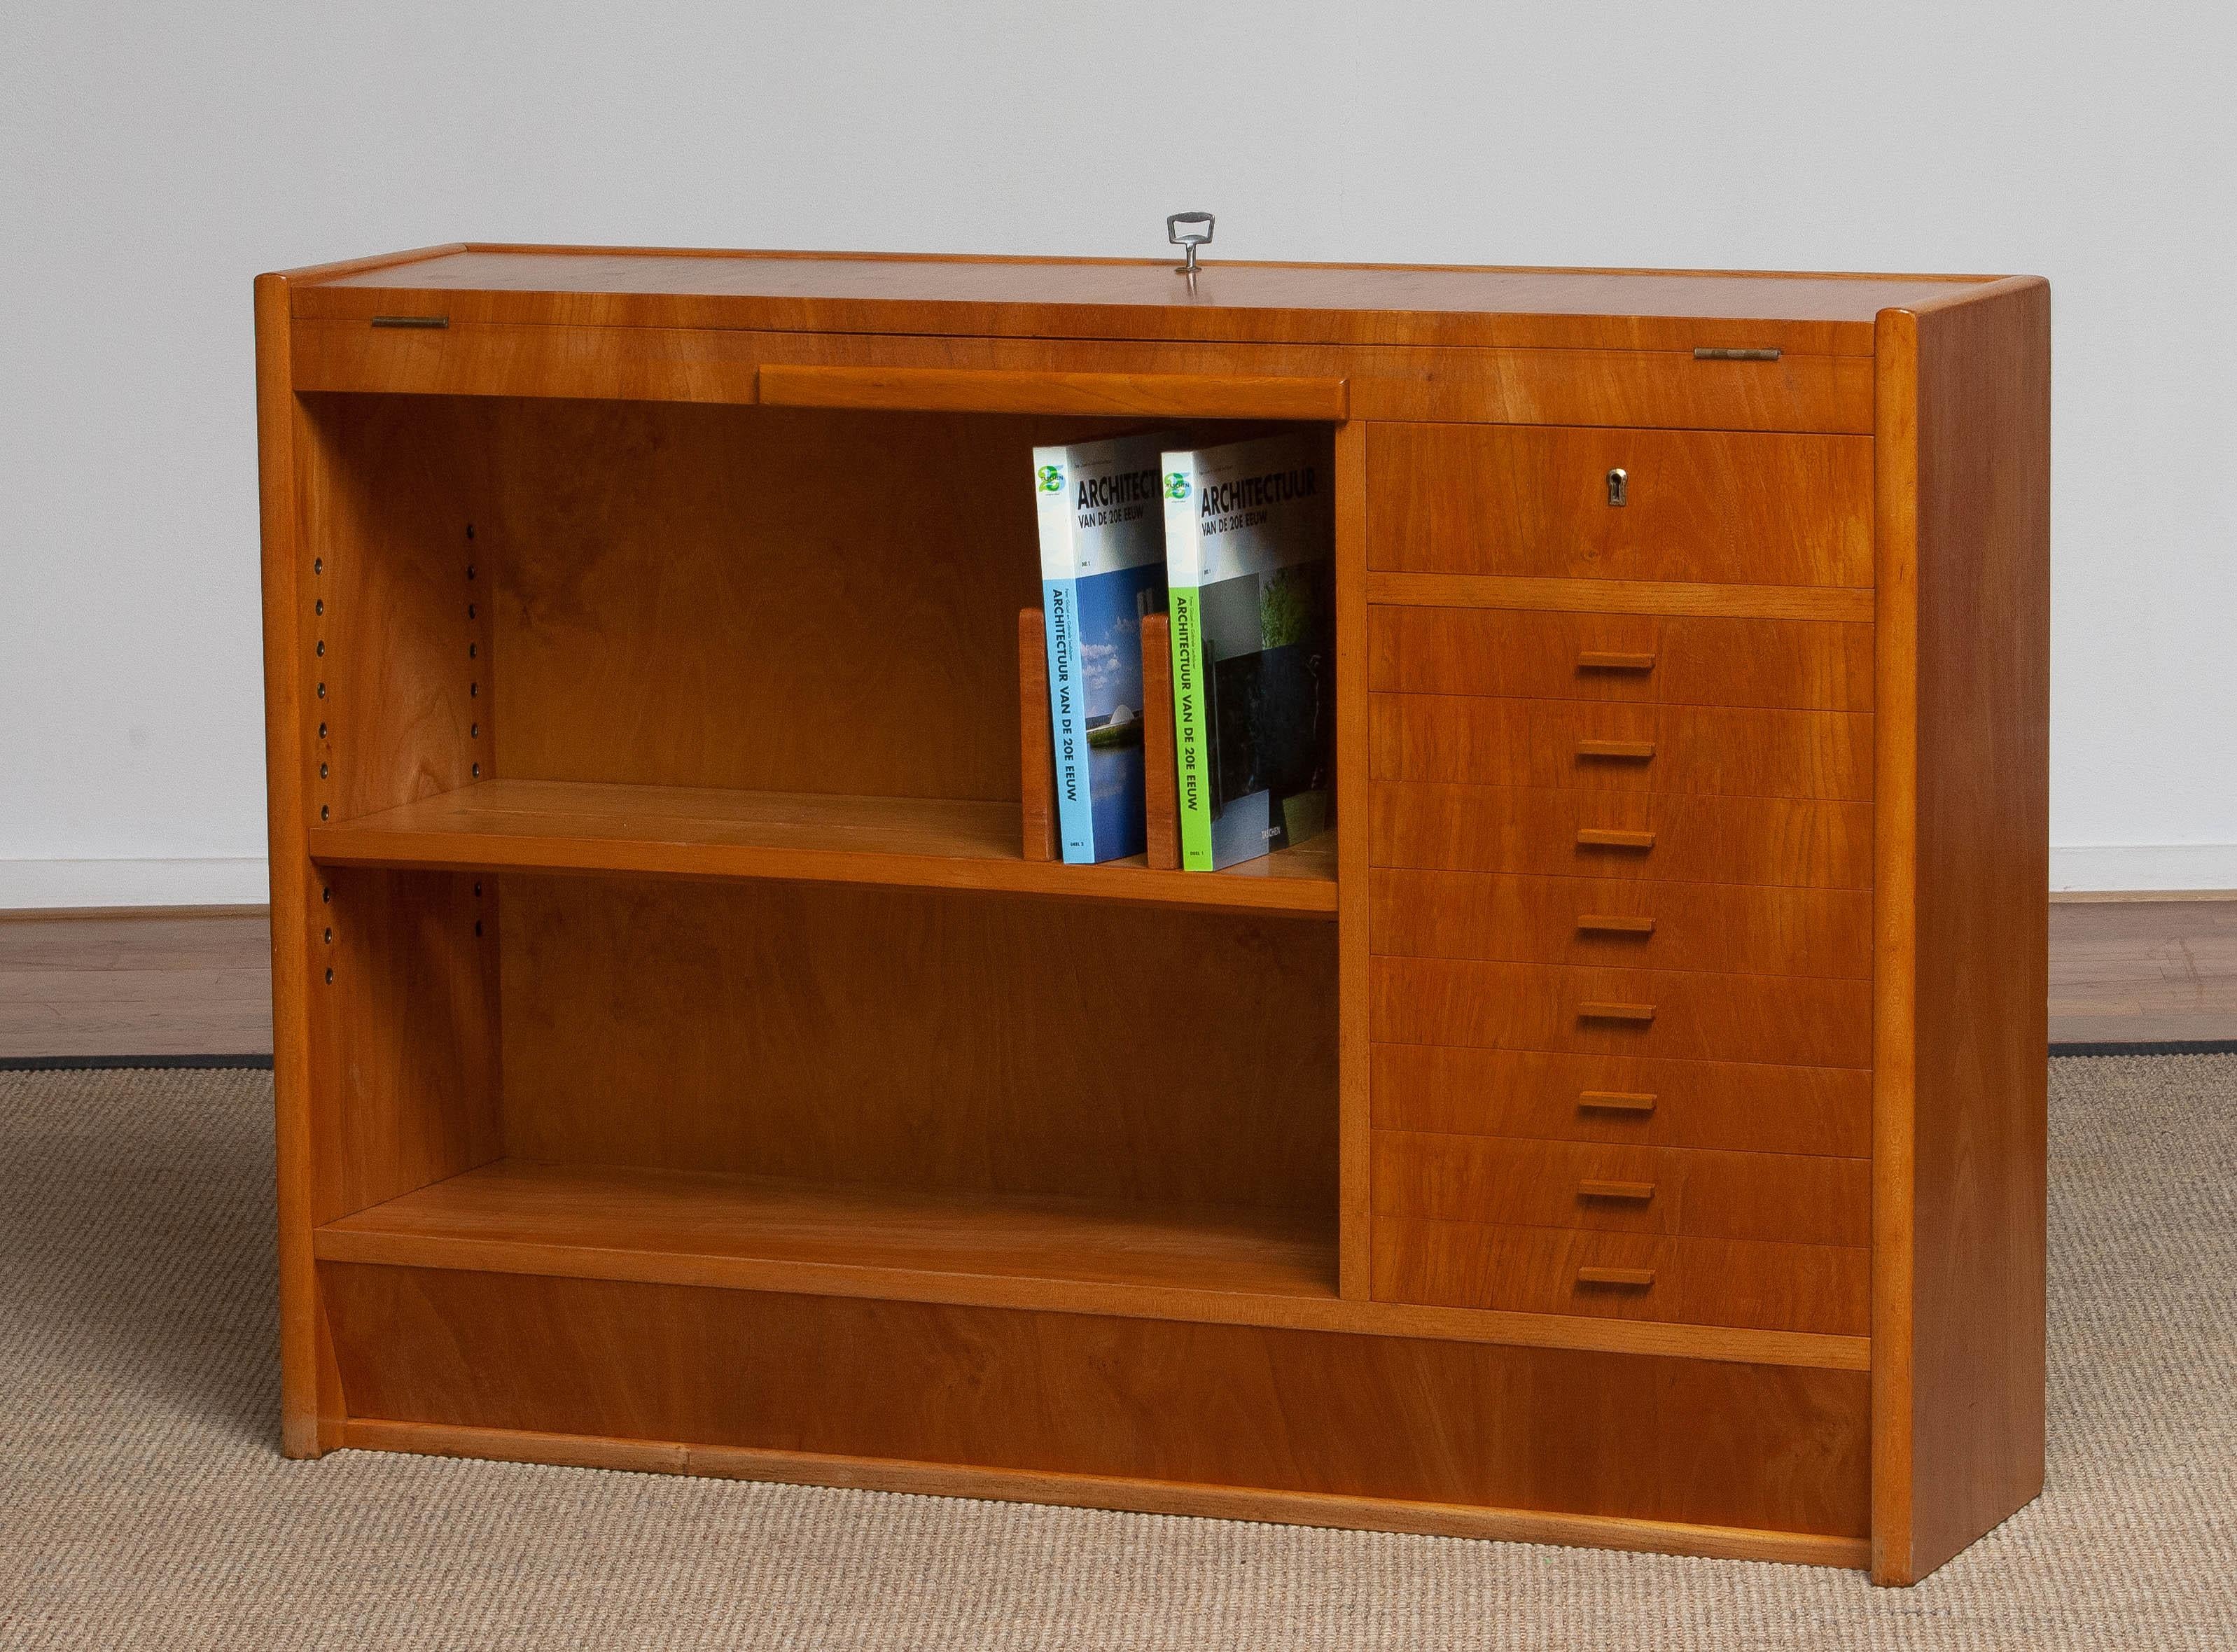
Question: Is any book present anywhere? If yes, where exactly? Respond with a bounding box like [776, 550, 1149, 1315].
[1161, 432, 1334, 871]
[1033, 433, 1171, 864]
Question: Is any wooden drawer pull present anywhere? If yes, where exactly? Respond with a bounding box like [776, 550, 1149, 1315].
[1577, 739, 1655, 761]
[1578, 651, 1655, 673]
[1580, 1180, 1657, 1202]
[1579, 1091, 1657, 1114]
[1577, 913, 1654, 934]
[1577, 828, 1655, 850]
[1580, 1001, 1655, 1023]
[1577, 1266, 1657, 1289]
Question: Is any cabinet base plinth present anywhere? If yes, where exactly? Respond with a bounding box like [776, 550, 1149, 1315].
[319, 1261, 1869, 1564]
[343, 1416, 1869, 1569]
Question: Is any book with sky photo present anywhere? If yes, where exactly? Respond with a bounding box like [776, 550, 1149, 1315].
[1162, 431, 1334, 872]
[1033, 433, 1170, 864]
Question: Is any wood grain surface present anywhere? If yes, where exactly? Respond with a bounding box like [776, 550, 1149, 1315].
[1373, 1130, 1870, 1246]
[290, 322, 1874, 432]
[1372, 782, 1874, 889]
[480, 400, 1058, 804]
[290, 244, 1995, 353]
[493, 876, 1336, 1213]
[1335, 420, 1374, 1299]
[343, 1415, 1870, 1568]
[1367, 424, 1872, 586]
[1370, 694, 1874, 800]
[1371, 956, 1870, 1069]
[252, 271, 335, 1457]
[1370, 870, 1872, 979]
[311, 778, 1335, 917]
[758, 363, 1348, 420]
[1140, 612, 1182, 872]
[1367, 607, 1876, 710]
[1370, 1219, 1869, 1335]
[1371, 1044, 1872, 1158]
[307, 1156, 1863, 1370]
[1869, 279, 2051, 1583]
[313, 867, 500, 1227]
[1366, 573, 1875, 623]
[319, 1261, 1872, 1538]
[319, 1159, 1335, 1301]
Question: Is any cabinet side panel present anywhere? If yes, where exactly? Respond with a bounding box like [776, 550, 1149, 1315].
[293, 395, 506, 1218]
[1872, 283, 2051, 1583]
[317, 868, 503, 1224]
[256, 275, 337, 1455]
[297, 394, 494, 822]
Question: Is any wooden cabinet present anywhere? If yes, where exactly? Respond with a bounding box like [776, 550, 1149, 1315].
[255, 246, 2047, 1584]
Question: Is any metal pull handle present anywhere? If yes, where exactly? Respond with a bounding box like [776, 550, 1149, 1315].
[1580, 1001, 1656, 1023]
[1579, 1091, 1657, 1114]
[1577, 828, 1654, 850]
[1578, 651, 1655, 673]
[1577, 1266, 1657, 1289]
[1577, 739, 1654, 761]
[1577, 913, 1654, 934]
[1168, 211, 1215, 276]
[1580, 1180, 1656, 1202]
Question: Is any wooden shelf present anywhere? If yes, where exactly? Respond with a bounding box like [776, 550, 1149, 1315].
[317, 1159, 1337, 1312]
[309, 778, 1337, 917]
[313, 1157, 1867, 1367]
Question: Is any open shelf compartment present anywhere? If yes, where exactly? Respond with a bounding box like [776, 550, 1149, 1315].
[293, 386, 1344, 1333]
[299, 392, 1339, 918]
[307, 864, 1339, 1309]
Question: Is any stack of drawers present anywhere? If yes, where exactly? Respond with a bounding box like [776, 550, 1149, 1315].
[1364, 421, 1876, 1338]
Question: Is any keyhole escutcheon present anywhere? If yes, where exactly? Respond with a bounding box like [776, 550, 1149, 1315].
[1607, 468, 1628, 507]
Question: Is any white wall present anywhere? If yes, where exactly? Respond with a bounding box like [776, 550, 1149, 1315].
[4, 0, 2231, 904]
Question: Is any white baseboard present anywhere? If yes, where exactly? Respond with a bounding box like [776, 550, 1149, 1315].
[2050, 844, 2237, 894]
[0, 858, 270, 910]
[0, 848, 2229, 910]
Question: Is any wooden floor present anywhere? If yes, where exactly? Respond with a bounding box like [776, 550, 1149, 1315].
[2047, 897, 2237, 1044]
[1, 911, 274, 1058]
[1, 902, 2233, 1058]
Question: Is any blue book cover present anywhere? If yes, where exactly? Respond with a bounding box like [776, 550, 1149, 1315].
[1033, 434, 1169, 864]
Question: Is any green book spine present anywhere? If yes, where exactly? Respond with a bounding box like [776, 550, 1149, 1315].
[1168, 583, 1214, 870]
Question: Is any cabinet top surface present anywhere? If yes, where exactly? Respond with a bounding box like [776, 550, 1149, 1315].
[281, 245, 2025, 353]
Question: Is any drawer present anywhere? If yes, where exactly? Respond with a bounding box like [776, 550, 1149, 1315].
[1370, 870, 1872, 979]
[1371, 1044, 1872, 1158]
[1367, 606, 1876, 711]
[1371, 1217, 1869, 1336]
[1372, 957, 1871, 1069]
[1373, 1130, 1871, 1247]
[1372, 782, 1873, 890]
[1370, 694, 1874, 801]
[1365, 424, 1872, 586]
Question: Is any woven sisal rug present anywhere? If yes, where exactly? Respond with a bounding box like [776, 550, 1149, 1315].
[1, 1057, 2231, 1650]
